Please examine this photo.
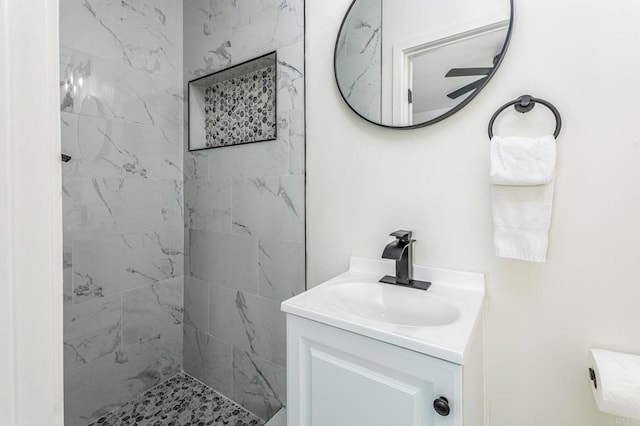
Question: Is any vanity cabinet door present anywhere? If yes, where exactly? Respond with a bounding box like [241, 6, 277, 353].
[287, 315, 462, 426]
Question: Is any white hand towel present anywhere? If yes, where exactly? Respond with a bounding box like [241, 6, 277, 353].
[490, 135, 556, 185]
[491, 135, 557, 262]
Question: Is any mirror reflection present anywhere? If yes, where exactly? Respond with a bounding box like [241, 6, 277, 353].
[335, 0, 513, 128]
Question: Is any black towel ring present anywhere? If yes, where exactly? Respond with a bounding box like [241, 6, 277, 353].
[488, 95, 562, 139]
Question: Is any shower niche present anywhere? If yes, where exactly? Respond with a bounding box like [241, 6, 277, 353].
[188, 52, 278, 151]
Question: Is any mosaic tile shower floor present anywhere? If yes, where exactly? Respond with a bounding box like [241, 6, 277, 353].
[88, 373, 264, 426]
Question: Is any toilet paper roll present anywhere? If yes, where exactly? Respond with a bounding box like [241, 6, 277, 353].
[590, 349, 640, 420]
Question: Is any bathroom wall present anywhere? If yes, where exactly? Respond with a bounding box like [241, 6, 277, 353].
[59, 1, 184, 424]
[182, 0, 305, 420]
[307, 1, 640, 425]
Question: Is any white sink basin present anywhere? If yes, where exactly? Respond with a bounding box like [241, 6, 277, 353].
[326, 282, 460, 327]
[282, 257, 486, 364]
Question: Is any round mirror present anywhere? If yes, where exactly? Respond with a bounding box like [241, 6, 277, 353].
[334, 0, 513, 129]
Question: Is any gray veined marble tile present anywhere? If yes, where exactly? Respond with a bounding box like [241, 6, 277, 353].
[62, 177, 117, 238]
[124, 0, 181, 29]
[184, 0, 234, 79]
[184, 276, 210, 331]
[64, 295, 122, 373]
[209, 285, 286, 367]
[149, 324, 182, 381]
[63, 177, 184, 240]
[232, 175, 305, 241]
[61, 111, 183, 182]
[184, 151, 209, 180]
[287, 107, 305, 176]
[182, 0, 209, 45]
[277, 41, 305, 114]
[59, 47, 125, 120]
[116, 68, 182, 129]
[64, 325, 182, 426]
[60, 112, 127, 179]
[233, 347, 286, 421]
[184, 0, 218, 79]
[73, 232, 183, 303]
[123, 121, 183, 179]
[64, 294, 122, 342]
[229, 0, 303, 64]
[64, 243, 74, 306]
[61, 0, 182, 80]
[183, 324, 233, 397]
[122, 278, 184, 345]
[207, 139, 289, 179]
[188, 230, 258, 293]
[207, 0, 233, 61]
[258, 238, 305, 303]
[123, 0, 182, 80]
[185, 178, 232, 233]
[59, 0, 130, 67]
[124, 121, 180, 157]
[122, 150, 183, 181]
[183, 223, 191, 263]
[188, 38, 235, 81]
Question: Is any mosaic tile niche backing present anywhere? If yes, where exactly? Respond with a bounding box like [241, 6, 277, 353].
[204, 64, 276, 148]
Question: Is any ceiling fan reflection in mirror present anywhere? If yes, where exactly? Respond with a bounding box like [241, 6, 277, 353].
[445, 54, 501, 99]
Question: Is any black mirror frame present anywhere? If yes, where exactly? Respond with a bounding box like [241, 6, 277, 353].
[333, 0, 515, 130]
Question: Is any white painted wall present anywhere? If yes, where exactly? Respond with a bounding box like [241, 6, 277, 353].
[0, 0, 64, 424]
[307, 0, 640, 425]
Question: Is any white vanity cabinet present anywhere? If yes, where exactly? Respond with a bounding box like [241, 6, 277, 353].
[281, 258, 486, 426]
[286, 315, 471, 426]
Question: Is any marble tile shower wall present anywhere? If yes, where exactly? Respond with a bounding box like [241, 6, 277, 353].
[183, 0, 305, 421]
[60, 1, 184, 425]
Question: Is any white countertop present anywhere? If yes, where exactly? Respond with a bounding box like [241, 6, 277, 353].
[281, 257, 485, 365]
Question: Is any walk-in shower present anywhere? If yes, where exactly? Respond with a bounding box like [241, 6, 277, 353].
[60, 1, 304, 424]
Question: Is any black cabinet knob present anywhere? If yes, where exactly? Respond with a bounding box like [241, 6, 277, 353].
[433, 396, 450, 416]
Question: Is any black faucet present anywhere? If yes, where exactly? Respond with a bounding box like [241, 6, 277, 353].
[380, 230, 431, 291]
